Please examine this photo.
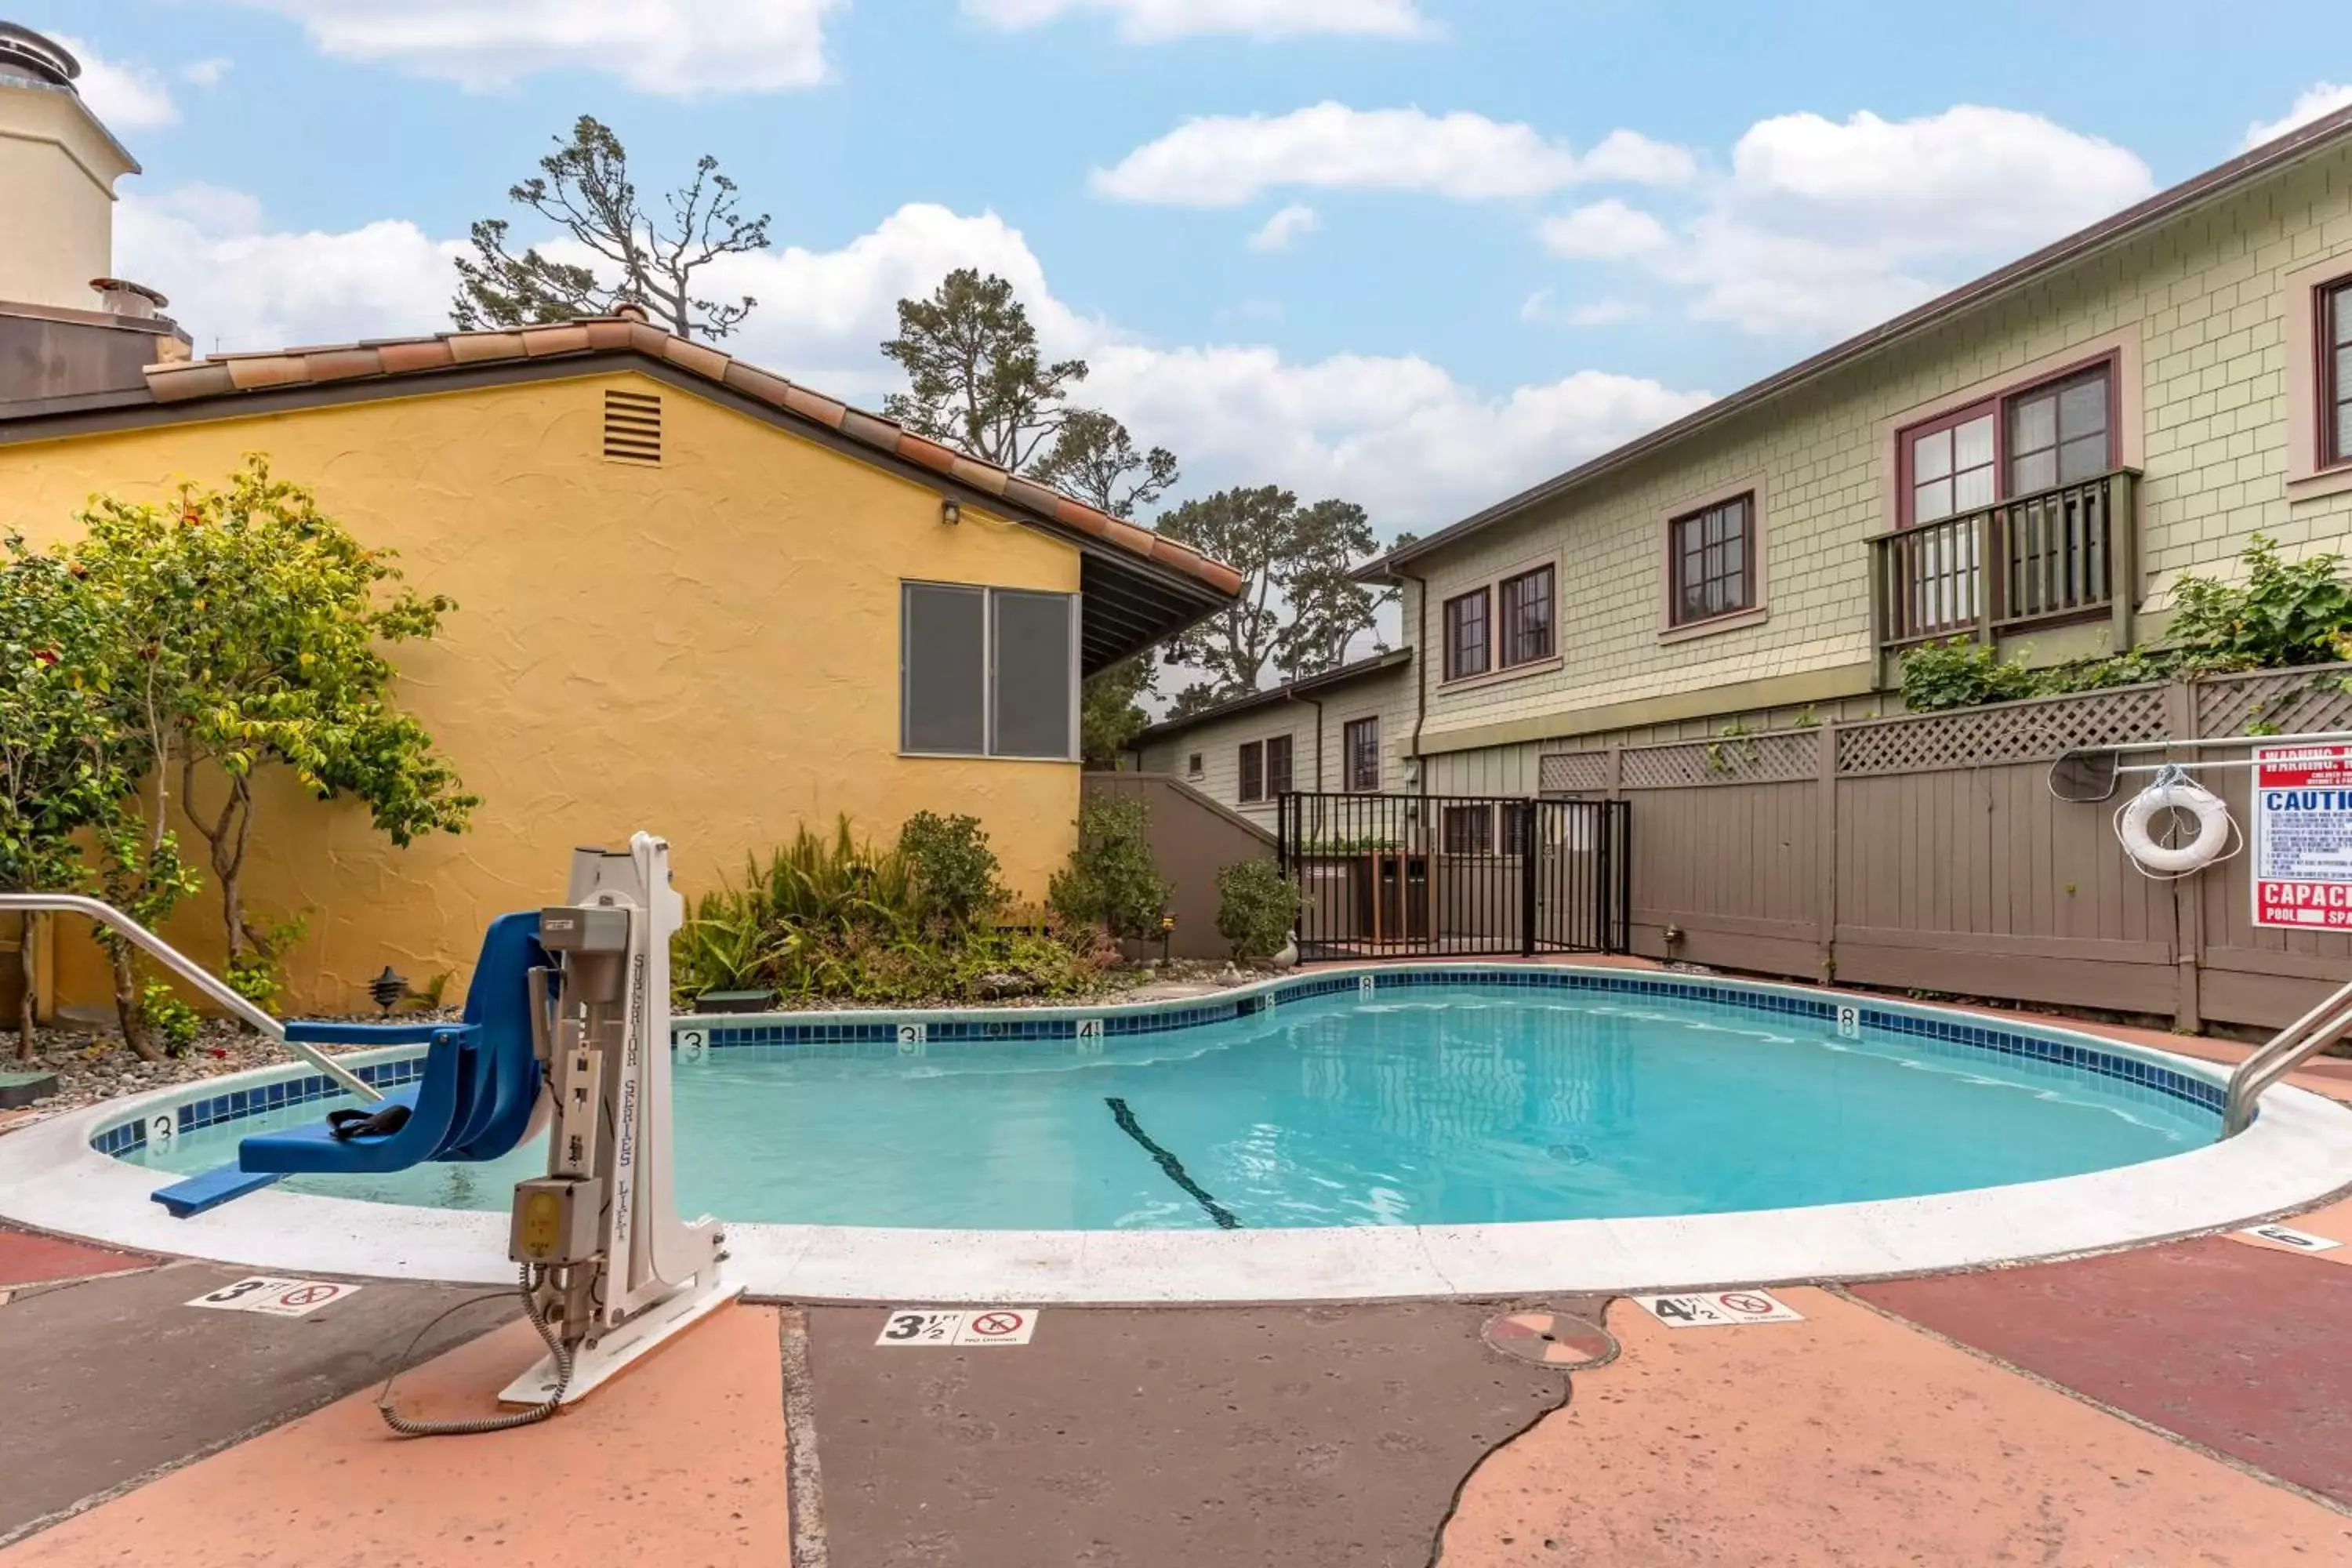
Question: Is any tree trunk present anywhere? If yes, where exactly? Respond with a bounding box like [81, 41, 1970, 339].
[111, 946, 162, 1062]
[15, 914, 34, 1063]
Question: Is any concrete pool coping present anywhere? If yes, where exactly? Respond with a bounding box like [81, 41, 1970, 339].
[5, 967, 2352, 1303]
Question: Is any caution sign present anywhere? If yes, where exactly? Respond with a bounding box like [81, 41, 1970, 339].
[955, 1309, 1037, 1346]
[1629, 1290, 1805, 1328]
[186, 1276, 362, 1318]
[2252, 744, 2352, 928]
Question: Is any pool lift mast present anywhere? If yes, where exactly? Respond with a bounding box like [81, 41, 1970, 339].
[502, 833, 742, 1405]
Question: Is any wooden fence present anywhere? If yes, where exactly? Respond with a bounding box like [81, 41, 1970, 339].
[1541, 664, 2352, 1032]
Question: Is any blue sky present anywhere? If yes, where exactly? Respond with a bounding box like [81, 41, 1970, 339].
[27, 1, 2352, 540]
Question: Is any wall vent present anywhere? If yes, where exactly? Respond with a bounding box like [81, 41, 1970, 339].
[602, 389, 662, 464]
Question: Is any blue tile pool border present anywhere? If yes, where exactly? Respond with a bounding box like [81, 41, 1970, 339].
[92, 964, 2228, 1157]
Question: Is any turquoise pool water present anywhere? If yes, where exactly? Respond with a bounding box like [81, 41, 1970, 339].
[125, 985, 2217, 1230]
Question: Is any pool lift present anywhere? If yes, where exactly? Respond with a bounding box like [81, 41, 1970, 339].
[18, 833, 739, 1414]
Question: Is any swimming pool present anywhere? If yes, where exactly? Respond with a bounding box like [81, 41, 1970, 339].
[125, 977, 2219, 1231]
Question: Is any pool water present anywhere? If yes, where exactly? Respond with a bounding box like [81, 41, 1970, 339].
[128, 986, 2216, 1230]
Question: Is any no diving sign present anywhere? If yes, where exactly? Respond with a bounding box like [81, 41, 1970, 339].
[1629, 1290, 1805, 1328]
[875, 1307, 1040, 1347]
[187, 1276, 361, 1318]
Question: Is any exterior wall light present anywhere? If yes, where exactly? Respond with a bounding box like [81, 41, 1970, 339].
[940, 499, 960, 526]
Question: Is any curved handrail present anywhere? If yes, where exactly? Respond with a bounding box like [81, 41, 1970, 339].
[0, 892, 382, 1103]
[2223, 972, 2352, 1134]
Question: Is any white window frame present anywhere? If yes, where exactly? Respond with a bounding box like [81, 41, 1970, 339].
[898, 580, 1080, 761]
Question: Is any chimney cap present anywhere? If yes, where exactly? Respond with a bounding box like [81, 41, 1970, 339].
[611, 300, 651, 325]
[0, 22, 79, 89]
[92, 278, 171, 318]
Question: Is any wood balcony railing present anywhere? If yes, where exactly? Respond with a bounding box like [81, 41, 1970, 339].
[1870, 468, 2140, 656]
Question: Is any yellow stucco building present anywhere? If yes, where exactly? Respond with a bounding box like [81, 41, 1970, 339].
[0, 315, 1240, 1013]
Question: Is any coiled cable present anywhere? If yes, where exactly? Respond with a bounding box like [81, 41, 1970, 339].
[376, 1264, 575, 1437]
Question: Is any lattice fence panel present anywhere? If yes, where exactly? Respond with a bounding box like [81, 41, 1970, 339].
[2193, 664, 2352, 738]
[1837, 683, 2170, 775]
[1537, 751, 1610, 793]
[1619, 729, 1820, 789]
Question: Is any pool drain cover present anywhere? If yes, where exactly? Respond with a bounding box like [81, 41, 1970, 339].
[1482, 1310, 1617, 1370]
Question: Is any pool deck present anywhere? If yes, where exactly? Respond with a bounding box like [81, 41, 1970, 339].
[5, 985, 2352, 1564]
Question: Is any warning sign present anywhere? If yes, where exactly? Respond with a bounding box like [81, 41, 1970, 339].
[2252, 744, 2352, 928]
[1629, 1290, 1806, 1328]
[186, 1276, 361, 1318]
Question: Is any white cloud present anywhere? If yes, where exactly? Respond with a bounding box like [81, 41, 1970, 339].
[229, 0, 844, 95]
[1520, 291, 1642, 327]
[118, 190, 1707, 532]
[180, 58, 234, 88]
[1093, 103, 1694, 206]
[53, 34, 180, 130]
[962, 0, 1432, 41]
[1537, 199, 1670, 259]
[1547, 105, 2156, 340]
[2245, 83, 2352, 150]
[117, 184, 464, 352]
[1247, 204, 1320, 252]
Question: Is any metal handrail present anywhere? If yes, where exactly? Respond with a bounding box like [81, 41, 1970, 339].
[2223, 971, 2352, 1134]
[0, 893, 383, 1103]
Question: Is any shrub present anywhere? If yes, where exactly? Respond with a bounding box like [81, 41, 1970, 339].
[897, 811, 1008, 931]
[1215, 858, 1298, 959]
[1049, 797, 1169, 941]
[138, 979, 202, 1056]
[668, 815, 1120, 1007]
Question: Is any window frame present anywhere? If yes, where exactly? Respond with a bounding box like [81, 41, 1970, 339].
[1440, 802, 1493, 855]
[1185, 751, 1204, 780]
[1238, 734, 1294, 804]
[1665, 491, 1757, 630]
[1441, 586, 1491, 681]
[1894, 352, 2121, 528]
[1434, 550, 1565, 688]
[2281, 256, 2352, 499]
[1343, 716, 1381, 793]
[1497, 565, 1555, 668]
[898, 580, 1080, 762]
[2325, 278, 2352, 470]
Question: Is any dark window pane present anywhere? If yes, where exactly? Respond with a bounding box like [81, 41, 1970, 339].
[2056, 376, 2107, 441]
[1240, 741, 1263, 802]
[903, 584, 986, 754]
[1668, 495, 1753, 626]
[989, 590, 1074, 759]
[2056, 432, 2108, 484]
[1265, 735, 1294, 797]
[1345, 717, 1379, 792]
[1443, 804, 1491, 854]
[1444, 590, 1490, 678]
[2332, 282, 2352, 347]
[2011, 448, 2056, 495]
[1498, 566, 1554, 666]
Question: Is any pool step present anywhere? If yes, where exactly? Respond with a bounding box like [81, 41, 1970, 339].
[151, 1163, 285, 1218]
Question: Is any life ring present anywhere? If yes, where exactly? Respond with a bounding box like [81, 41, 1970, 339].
[2117, 778, 2232, 874]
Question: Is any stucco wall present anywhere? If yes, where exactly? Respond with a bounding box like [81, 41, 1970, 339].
[1405, 142, 2352, 761]
[1135, 659, 1417, 826]
[0, 369, 1084, 1012]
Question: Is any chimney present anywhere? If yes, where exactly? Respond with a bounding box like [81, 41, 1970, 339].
[0, 20, 192, 405]
[0, 20, 140, 312]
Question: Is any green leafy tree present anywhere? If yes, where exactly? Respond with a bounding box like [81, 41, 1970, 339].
[0, 537, 148, 1057]
[1031, 409, 1180, 519]
[880, 269, 1088, 471]
[1274, 499, 1390, 681]
[1080, 656, 1156, 769]
[67, 460, 480, 1025]
[453, 114, 770, 339]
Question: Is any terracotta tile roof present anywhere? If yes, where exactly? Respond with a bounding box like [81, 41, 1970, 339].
[138, 311, 1244, 599]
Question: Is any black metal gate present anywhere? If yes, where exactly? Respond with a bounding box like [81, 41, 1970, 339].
[1276, 793, 1630, 960]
